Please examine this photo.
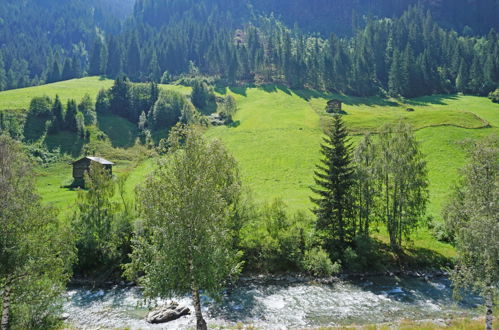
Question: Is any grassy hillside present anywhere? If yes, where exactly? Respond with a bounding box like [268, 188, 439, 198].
[0, 77, 114, 111]
[3, 77, 497, 258]
[208, 88, 498, 220]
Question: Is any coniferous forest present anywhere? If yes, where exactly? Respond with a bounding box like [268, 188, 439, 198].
[0, 0, 498, 97]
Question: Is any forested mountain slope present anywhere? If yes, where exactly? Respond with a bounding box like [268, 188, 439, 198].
[0, 0, 497, 98]
[0, 0, 133, 89]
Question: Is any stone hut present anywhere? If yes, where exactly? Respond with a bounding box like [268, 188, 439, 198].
[72, 156, 114, 182]
[326, 99, 342, 113]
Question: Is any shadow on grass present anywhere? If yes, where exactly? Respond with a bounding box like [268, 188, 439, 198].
[401, 247, 453, 270]
[23, 114, 49, 143]
[44, 131, 84, 157]
[405, 94, 460, 106]
[97, 113, 138, 148]
[292, 88, 400, 107]
[343, 237, 453, 273]
[198, 100, 218, 115]
[229, 86, 248, 97]
[214, 85, 228, 95]
[227, 120, 241, 128]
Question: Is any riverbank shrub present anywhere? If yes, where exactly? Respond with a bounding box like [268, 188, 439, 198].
[301, 247, 341, 277]
[240, 199, 316, 273]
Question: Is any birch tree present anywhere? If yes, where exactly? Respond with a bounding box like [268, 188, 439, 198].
[0, 135, 74, 329]
[444, 136, 498, 330]
[374, 121, 428, 251]
[126, 127, 242, 330]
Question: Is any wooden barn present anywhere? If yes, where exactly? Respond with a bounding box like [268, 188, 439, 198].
[326, 99, 342, 113]
[72, 156, 114, 182]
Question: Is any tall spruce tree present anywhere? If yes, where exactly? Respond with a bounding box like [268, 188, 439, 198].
[109, 76, 131, 118]
[0, 55, 6, 91]
[126, 33, 141, 80]
[61, 58, 74, 81]
[311, 114, 356, 257]
[106, 35, 123, 78]
[65, 99, 78, 132]
[52, 95, 64, 132]
[47, 56, 61, 84]
[89, 38, 105, 76]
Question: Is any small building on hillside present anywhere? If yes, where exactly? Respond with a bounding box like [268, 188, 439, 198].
[72, 156, 114, 182]
[326, 99, 343, 113]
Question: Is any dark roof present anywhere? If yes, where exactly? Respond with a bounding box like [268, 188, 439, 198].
[72, 156, 114, 165]
[327, 99, 342, 104]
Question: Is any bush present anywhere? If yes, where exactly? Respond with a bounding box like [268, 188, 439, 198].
[301, 247, 341, 277]
[151, 89, 193, 129]
[95, 89, 110, 114]
[488, 88, 499, 103]
[240, 199, 312, 272]
[342, 237, 382, 272]
[428, 218, 454, 243]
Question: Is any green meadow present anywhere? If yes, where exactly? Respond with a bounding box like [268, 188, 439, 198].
[1, 78, 497, 257]
[0, 77, 114, 111]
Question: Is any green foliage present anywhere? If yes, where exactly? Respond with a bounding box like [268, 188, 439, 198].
[152, 89, 194, 129]
[72, 163, 132, 274]
[109, 76, 132, 119]
[444, 136, 498, 329]
[0, 135, 74, 329]
[191, 79, 214, 110]
[23, 142, 61, 165]
[78, 93, 96, 125]
[126, 126, 242, 329]
[23, 96, 53, 142]
[353, 133, 377, 237]
[51, 95, 64, 132]
[311, 114, 356, 257]
[374, 120, 429, 251]
[301, 247, 340, 277]
[160, 71, 172, 84]
[240, 199, 311, 272]
[219, 95, 238, 123]
[95, 88, 111, 114]
[444, 137, 498, 294]
[65, 99, 78, 132]
[489, 88, 499, 103]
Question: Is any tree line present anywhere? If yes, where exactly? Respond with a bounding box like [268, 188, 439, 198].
[1, 3, 498, 98]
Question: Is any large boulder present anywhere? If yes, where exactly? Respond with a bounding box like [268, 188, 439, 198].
[146, 301, 191, 324]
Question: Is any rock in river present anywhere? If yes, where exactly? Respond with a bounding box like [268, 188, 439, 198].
[146, 301, 191, 324]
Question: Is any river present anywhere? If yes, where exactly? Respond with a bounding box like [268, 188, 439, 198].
[63, 275, 482, 329]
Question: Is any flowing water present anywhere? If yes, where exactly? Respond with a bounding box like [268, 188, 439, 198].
[64, 275, 482, 329]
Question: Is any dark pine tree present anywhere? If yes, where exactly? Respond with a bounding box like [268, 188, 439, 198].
[52, 95, 64, 131]
[47, 57, 62, 83]
[148, 51, 161, 82]
[0, 55, 6, 91]
[65, 99, 78, 132]
[311, 114, 356, 258]
[89, 38, 105, 76]
[106, 35, 123, 78]
[109, 76, 131, 119]
[61, 58, 74, 81]
[126, 33, 141, 80]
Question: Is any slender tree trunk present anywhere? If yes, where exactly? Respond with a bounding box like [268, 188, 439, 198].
[1, 285, 11, 330]
[485, 288, 493, 330]
[192, 286, 207, 330]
